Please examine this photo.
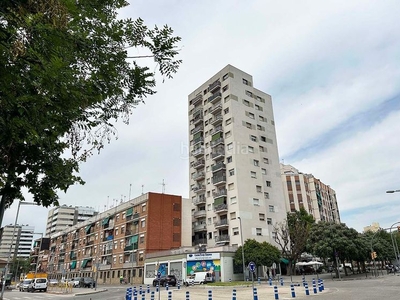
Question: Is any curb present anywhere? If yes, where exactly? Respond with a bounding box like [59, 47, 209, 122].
[74, 288, 108, 296]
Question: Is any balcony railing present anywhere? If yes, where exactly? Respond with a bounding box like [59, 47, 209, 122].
[192, 171, 205, 181]
[192, 238, 207, 246]
[208, 92, 222, 104]
[192, 94, 202, 106]
[193, 136, 204, 145]
[208, 80, 221, 93]
[212, 175, 226, 185]
[215, 219, 229, 228]
[215, 234, 230, 243]
[210, 103, 222, 114]
[211, 115, 223, 125]
[192, 185, 205, 193]
[192, 148, 205, 157]
[211, 150, 224, 160]
[193, 224, 207, 232]
[215, 203, 228, 213]
[211, 125, 223, 135]
[212, 163, 225, 172]
[192, 125, 203, 135]
[211, 138, 224, 148]
[192, 159, 205, 169]
[192, 113, 203, 125]
[193, 210, 206, 218]
[213, 189, 227, 198]
[193, 196, 206, 206]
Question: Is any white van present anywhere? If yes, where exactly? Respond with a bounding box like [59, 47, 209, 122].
[187, 272, 214, 285]
[28, 278, 48, 292]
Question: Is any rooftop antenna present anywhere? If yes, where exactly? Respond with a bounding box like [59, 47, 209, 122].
[129, 184, 132, 201]
[160, 179, 166, 194]
[141, 184, 144, 195]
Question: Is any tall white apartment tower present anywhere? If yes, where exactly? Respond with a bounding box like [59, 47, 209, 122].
[188, 65, 287, 249]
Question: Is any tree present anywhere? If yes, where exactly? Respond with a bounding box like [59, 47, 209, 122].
[234, 239, 281, 277]
[273, 208, 315, 275]
[0, 0, 182, 224]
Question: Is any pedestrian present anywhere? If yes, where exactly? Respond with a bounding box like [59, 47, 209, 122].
[120, 275, 124, 284]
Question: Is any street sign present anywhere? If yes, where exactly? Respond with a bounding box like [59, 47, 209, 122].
[248, 261, 256, 273]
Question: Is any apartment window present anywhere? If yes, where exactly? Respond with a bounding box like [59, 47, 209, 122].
[266, 181, 271, 187]
[243, 78, 248, 85]
[140, 236, 145, 244]
[260, 136, 266, 142]
[226, 118, 232, 125]
[243, 100, 250, 106]
[114, 242, 118, 249]
[251, 171, 256, 178]
[225, 131, 231, 138]
[142, 204, 146, 212]
[259, 146, 265, 152]
[122, 213, 125, 219]
[115, 228, 119, 236]
[228, 183, 234, 190]
[141, 219, 146, 227]
[250, 135, 257, 142]
[256, 228, 262, 236]
[261, 168, 267, 175]
[246, 90, 253, 97]
[230, 196, 237, 204]
[264, 158, 269, 164]
[120, 240, 124, 249]
[227, 143, 233, 150]
[223, 73, 229, 81]
[227, 156, 232, 163]
[230, 212, 236, 219]
[254, 159, 259, 166]
[248, 112, 255, 119]
[222, 85, 228, 92]
[248, 146, 254, 153]
[206, 166, 210, 172]
[245, 122, 252, 129]
[264, 192, 270, 199]
[259, 115, 265, 121]
[208, 232, 213, 239]
[269, 205, 275, 212]
[233, 227, 239, 236]
[229, 169, 235, 176]
[272, 232, 277, 240]
[253, 198, 260, 206]
[267, 218, 273, 225]
[207, 217, 212, 225]
[256, 185, 262, 193]
[255, 104, 261, 111]
[207, 178, 210, 184]
[259, 213, 265, 221]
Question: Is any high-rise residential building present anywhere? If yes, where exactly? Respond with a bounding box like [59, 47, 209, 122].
[188, 65, 287, 249]
[45, 205, 98, 236]
[280, 164, 340, 223]
[38, 192, 191, 284]
[0, 224, 35, 259]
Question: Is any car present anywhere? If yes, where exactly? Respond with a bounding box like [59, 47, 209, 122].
[79, 277, 95, 288]
[49, 278, 59, 286]
[72, 277, 83, 287]
[28, 278, 48, 292]
[152, 275, 177, 287]
[19, 279, 33, 292]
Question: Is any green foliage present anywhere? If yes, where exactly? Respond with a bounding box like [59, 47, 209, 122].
[0, 0, 182, 221]
[234, 239, 281, 269]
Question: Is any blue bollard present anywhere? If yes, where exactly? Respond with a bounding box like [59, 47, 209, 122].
[178, 281, 181, 290]
[208, 290, 212, 300]
[258, 277, 261, 285]
[168, 290, 172, 300]
[312, 280, 317, 294]
[156, 285, 159, 293]
[280, 277, 284, 286]
[291, 284, 296, 298]
[304, 283, 309, 296]
[318, 279, 322, 292]
[139, 285, 142, 295]
[269, 277, 272, 286]
[253, 287, 258, 300]
[166, 283, 169, 291]
[321, 279, 324, 291]
[141, 291, 145, 300]
[274, 285, 279, 300]
[126, 288, 132, 300]
[147, 284, 150, 293]
[232, 289, 237, 300]
[133, 290, 138, 300]
[150, 291, 155, 300]
[302, 276, 306, 287]
[186, 291, 190, 300]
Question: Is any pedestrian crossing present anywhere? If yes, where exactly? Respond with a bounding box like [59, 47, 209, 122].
[3, 290, 68, 299]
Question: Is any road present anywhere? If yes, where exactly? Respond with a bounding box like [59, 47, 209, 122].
[2, 274, 400, 300]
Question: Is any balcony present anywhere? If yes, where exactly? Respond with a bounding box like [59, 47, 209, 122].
[193, 136, 204, 146]
[193, 210, 206, 219]
[192, 112, 203, 125]
[192, 238, 207, 247]
[211, 149, 224, 160]
[212, 162, 226, 173]
[215, 219, 229, 229]
[211, 137, 224, 148]
[192, 94, 202, 106]
[192, 125, 203, 135]
[193, 195, 206, 206]
[192, 148, 205, 158]
[208, 80, 221, 93]
[193, 224, 207, 232]
[192, 171, 205, 181]
[212, 175, 226, 186]
[192, 159, 205, 169]
[126, 212, 140, 222]
[211, 115, 223, 126]
[192, 185, 205, 193]
[215, 203, 228, 214]
[211, 125, 223, 135]
[210, 102, 222, 115]
[208, 92, 222, 104]
[213, 189, 227, 198]
[215, 234, 230, 243]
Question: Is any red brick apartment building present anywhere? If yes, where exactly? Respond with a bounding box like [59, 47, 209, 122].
[43, 192, 187, 284]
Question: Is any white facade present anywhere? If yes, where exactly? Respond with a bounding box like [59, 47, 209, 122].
[45, 205, 98, 236]
[188, 65, 287, 249]
[0, 225, 35, 259]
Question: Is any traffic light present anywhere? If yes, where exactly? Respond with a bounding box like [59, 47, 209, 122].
[371, 251, 377, 259]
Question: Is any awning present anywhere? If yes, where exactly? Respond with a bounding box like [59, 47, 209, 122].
[126, 207, 133, 217]
[280, 258, 289, 264]
[131, 235, 138, 244]
[81, 258, 92, 268]
[85, 224, 93, 234]
[70, 251, 75, 259]
[70, 261, 77, 269]
[102, 217, 110, 226]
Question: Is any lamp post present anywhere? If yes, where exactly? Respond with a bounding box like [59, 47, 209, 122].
[0, 201, 39, 300]
[238, 216, 246, 281]
[389, 222, 400, 266]
[386, 190, 400, 193]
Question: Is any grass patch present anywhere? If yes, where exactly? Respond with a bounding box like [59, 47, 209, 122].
[206, 281, 253, 287]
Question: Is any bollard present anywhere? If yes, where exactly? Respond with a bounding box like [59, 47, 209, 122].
[166, 283, 169, 291]
[141, 291, 145, 300]
[302, 276, 306, 287]
[253, 287, 258, 300]
[258, 277, 261, 285]
[139, 285, 143, 295]
[280, 277, 284, 286]
[232, 289, 237, 300]
[133, 290, 138, 300]
[178, 281, 181, 290]
[304, 283, 310, 296]
[150, 291, 155, 300]
[156, 285, 159, 293]
[147, 284, 150, 293]
[274, 285, 279, 300]
[126, 287, 133, 300]
[318, 279, 322, 292]
[186, 291, 190, 300]
[321, 279, 324, 291]
[291, 284, 296, 298]
[168, 290, 172, 300]
[208, 290, 212, 300]
[269, 278, 272, 286]
[312, 280, 317, 294]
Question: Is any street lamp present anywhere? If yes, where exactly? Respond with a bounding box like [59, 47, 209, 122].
[386, 190, 400, 193]
[0, 201, 39, 300]
[237, 216, 246, 281]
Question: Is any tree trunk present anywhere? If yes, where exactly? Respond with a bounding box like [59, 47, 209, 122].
[0, 193, 8, 227]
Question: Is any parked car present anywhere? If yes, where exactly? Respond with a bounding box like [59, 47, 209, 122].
[152, 275, 177, 287]
[28, 278, 48, 292]
[49, 278, 59, 286]
[19, 279, 33, 292]
[79, 277, 95, 288]
[72, 277, 83, 287]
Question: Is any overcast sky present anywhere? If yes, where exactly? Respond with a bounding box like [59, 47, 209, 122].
[3, 0, 400, 236]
